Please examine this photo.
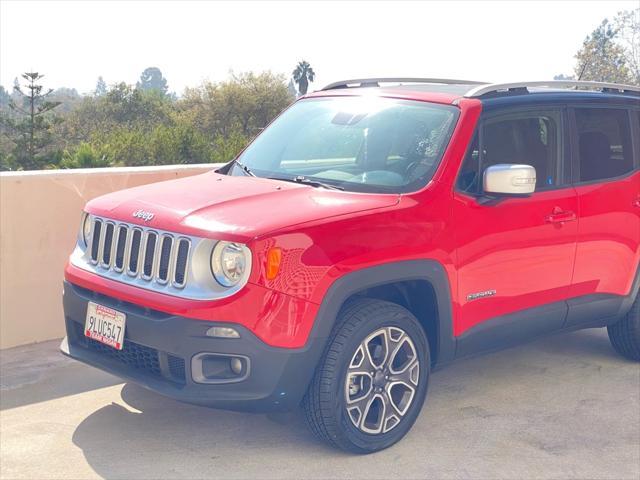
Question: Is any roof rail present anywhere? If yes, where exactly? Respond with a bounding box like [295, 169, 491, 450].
[322, 77, 485, 91]
[464, 80, 640, 98]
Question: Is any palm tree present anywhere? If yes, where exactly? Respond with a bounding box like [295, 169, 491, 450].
[292, 60, 315, 96]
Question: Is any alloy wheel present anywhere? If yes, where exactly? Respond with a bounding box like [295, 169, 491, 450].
[344, 326, 420, 434]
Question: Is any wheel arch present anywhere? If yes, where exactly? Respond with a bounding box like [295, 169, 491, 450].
[307, 260, 456, 368]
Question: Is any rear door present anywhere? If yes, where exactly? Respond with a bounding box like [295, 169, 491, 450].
[453, 106, 578, 341]
[565, 105, 640, 326]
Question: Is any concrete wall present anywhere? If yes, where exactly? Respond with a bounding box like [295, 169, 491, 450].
[0, 164, 220, 349]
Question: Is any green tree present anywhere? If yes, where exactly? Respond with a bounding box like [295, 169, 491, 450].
[1, 70, 296, 170]
[50, 87, 82, 114]
[95, 76, 107, 96]
[136, 67, 169, 94]
[0, 86, 10, 109]
[0, 87, 14, 169]
[614, 8, 640, 85]
[211, 127, 249, 163]
[180, 71, 294, 141]
[61, 82, 173, 145]
[292, 60, 315, 96]
[3, 72, 61, 170]
[574, 19, 632, 83]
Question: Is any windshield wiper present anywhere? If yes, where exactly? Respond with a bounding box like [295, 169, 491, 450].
[231, 158, 256, 177]
[269, 175, 345, 191]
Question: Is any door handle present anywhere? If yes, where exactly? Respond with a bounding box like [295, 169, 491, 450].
[545, 208, 576, 224]
[633, 198, 640, 208]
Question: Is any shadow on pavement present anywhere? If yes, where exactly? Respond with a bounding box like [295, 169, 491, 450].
[71, 383, 338, 479]
[0, 339, 122, 410]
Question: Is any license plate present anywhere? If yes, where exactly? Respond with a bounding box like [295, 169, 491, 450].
[84, 302, 126, 350]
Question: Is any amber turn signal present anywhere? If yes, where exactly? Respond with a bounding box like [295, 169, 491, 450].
[266, 247, 282, 280]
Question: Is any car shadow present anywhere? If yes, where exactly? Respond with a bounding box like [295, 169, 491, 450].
[0, 339, 122, 410]
[71, 382, 341, 479]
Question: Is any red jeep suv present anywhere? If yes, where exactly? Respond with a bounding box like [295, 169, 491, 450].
[61, 78, 640, 453]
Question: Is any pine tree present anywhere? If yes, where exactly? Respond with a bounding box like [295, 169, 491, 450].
[6, 72, 61, 169]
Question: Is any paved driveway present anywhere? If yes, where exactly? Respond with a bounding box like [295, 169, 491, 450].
[1, 328, 639, 479]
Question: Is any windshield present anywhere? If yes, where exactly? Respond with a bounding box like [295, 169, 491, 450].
[228, 96, 459, 193]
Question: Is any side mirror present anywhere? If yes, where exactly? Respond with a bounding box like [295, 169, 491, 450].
[483, 164, 536, 196]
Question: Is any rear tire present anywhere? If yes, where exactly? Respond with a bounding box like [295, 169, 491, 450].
[607, 294, 640, 361]
[302, 298, 430, 453]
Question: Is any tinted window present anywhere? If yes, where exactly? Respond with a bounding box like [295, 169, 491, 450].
[575, 108, 633, 182]
[456, 111, 562, 194]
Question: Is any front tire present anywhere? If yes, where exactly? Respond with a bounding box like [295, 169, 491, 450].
[303, 298, 430, 453]
[607, 294, 640, 361]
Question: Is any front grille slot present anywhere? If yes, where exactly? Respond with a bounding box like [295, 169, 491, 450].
[114, 226, 128, 271]
[101, 223, 115, 266]
[142, 232, 158, 279]
[174, 239, 190, 287]
[128, 229, 142, 274]
[83, 216, 193, 291]
[90, 220, 102, 262]
[158, 235, 173, 282]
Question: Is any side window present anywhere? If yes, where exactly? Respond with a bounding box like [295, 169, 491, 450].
[455, 110, 562, 194]
[574, 108, 633, 182]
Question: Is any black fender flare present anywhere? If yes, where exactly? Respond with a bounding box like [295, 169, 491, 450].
[620, 261, 640, 316]
[305, 259, 456, 367]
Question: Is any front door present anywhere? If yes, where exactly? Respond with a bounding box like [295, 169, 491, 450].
[452, 107, 578, 344]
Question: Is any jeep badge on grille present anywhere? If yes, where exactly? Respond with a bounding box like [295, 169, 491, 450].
[132, 209, 155, 222]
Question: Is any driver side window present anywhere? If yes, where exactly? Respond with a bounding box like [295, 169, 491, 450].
[456, 110, 563, 195]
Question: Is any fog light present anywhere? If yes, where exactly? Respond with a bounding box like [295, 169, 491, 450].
[230, 357, 243, 375]
[206, 326, 240, 338]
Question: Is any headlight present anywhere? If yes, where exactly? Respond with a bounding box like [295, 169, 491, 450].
[80, 212, 92, 247]
[210, 241, 249, 287]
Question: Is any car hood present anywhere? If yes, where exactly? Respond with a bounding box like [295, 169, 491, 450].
[85, 170, 400, 242]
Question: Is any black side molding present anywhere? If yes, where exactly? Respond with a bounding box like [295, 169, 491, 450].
[455, 301, 568, 359]
[456, 263, 640, 360]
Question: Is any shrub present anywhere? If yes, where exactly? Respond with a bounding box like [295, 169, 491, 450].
[60, 142, 110, 169]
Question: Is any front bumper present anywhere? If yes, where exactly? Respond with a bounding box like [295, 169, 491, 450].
[61, 281, 323, 412]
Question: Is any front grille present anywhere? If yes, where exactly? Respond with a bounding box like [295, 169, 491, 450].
[89, 217, 190, 288]
[72, 321, 186, 384]
[168, 355, 186, 382]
